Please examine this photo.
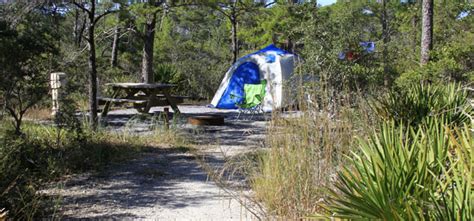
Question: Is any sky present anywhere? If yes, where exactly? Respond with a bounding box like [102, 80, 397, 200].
[318, 0, 337, 6]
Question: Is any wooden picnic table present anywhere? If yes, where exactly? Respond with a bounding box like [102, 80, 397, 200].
[100, 83, 181, 117]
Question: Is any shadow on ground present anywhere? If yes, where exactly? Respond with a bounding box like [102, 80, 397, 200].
[43, 147, 224, 219]
[42, 105, 267, 219]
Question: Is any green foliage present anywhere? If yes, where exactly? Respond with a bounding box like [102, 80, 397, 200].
[430, 125, 473, 220]
[239, 3, 304, 49]
[327, 121, 472, 220]
[394, 1, 473, 86]
[0, 0, 472, 219]
[397, 34, 474, 86]
[298, 1, 387, 96]
[150, 6, 231, 98]
[154, 64, 177, 83]
[0, 9, 58, 133]
[370, 83, 472, 127]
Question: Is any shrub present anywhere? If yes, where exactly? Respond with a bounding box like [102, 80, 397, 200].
[370, 83, 472, 127]
[326, 120, 472, 220]
[0, 15, 58, 134]
[396, 32, 474, 86]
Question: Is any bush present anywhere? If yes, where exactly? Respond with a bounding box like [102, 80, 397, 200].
[396, 32, 474, 86]
[370, 83, 472, 127]
[0, 15, 58, 134]
[326, 120, 472, 220]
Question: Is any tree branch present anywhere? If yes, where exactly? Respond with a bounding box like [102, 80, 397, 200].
[5, 106, 19, 125]
[211, 5, 231, 19]
[264, 1, 277, 8]
[72, 1, 91, 15]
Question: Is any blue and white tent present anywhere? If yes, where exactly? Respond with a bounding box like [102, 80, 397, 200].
[210, 44, 295, 111]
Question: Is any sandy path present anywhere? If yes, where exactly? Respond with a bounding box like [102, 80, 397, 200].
[41, 105, 267, 220]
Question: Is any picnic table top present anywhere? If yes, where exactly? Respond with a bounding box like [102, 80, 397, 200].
[105, 82, 176, 89]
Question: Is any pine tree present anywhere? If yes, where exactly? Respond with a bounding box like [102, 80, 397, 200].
[420, 0, 433, 65]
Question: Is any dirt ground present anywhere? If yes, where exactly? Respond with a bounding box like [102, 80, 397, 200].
[40, 105, 268, 220]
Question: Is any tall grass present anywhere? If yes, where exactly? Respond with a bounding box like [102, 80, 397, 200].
[251, 102, 369, 218]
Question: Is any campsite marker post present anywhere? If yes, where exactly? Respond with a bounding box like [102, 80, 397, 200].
[50, 72, 67, 116]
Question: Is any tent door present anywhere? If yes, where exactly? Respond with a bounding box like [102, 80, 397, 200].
[216, 62, 261, 109]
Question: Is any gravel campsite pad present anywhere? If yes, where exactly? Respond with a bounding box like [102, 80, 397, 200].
[40, 105, 268, 220]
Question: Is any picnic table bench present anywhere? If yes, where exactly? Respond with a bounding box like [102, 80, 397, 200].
[99, 83, 184, 117]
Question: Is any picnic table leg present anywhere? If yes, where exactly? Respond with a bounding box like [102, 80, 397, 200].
[101, 87, 120, 117]
[142, 98, 153, 113]
[141, 89, 158, 113]
[162, 90, 180, 114]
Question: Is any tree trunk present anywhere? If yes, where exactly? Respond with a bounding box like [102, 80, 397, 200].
[141, 13, 157, 83]
[381, 0, 390, 87]
[14, 112, 23, 135]
[111, 25, 120, 68]
[73, 0, 114, 130]
[230, 16, 238, 64]
[420, 0, 433, 65]
[73, 9, 79, 47]
[77, 14, 87, 47]
[87, 5, 98, 130]
[14, 120, 21, 135]
[12, 111, 21, 135]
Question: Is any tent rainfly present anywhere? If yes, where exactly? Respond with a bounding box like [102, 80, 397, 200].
[210, 44, 296, 112]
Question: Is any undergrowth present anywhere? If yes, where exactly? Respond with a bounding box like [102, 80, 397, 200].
[251, 83, 472, 219]
[0, 117, 186, 220]
[326, 120, 473, 220]
[326, 83, 473, 219]
[250, 99, 373, 218]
